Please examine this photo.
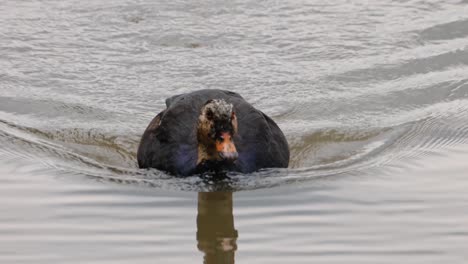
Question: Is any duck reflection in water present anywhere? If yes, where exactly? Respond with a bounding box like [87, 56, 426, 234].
[197, 192, 238, 264]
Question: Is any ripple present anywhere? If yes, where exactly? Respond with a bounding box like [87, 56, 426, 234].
[0, 115, 402, 192]
[331, 48, 468, 83]
[416, 18, 468, 42]
[2, 93, 468, 192]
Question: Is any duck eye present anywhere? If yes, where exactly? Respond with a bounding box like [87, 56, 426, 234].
[205, 109, 214, 120]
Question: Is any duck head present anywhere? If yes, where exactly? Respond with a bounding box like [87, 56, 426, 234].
[197, 99, 238, 168]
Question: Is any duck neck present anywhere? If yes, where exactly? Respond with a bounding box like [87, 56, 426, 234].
[197, 142, 217, 165]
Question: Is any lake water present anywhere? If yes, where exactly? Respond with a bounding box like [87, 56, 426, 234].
[1, 0, 468, 263]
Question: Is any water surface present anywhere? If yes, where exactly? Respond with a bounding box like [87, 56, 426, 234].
[1, 0, 468, 263]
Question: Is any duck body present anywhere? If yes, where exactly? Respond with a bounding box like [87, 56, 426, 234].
[137, 89, 289, 176]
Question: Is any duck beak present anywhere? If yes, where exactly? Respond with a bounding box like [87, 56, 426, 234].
[216, 132, 238, 161]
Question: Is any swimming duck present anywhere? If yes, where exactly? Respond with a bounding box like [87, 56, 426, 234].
[137, 89, 289, 176]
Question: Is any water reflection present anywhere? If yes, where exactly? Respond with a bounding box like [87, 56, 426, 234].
[197, 192, 238, 264]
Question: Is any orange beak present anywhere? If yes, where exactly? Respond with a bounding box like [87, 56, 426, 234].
[216, 132, 238, 161]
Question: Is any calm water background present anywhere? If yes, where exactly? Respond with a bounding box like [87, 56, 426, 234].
[1, 0, 468, 263]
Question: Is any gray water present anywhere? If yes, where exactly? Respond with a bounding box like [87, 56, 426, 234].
[1, 0, 468, 263]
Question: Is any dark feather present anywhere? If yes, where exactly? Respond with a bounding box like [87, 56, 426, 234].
[137, 89, 289, 176]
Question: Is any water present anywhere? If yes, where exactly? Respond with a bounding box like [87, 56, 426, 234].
[1, 0, 468, 263]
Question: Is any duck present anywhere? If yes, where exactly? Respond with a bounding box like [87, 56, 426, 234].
[137, 89, 289, 176]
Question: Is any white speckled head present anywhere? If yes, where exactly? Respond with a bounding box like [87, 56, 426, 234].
[201, 99, 233, 122]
